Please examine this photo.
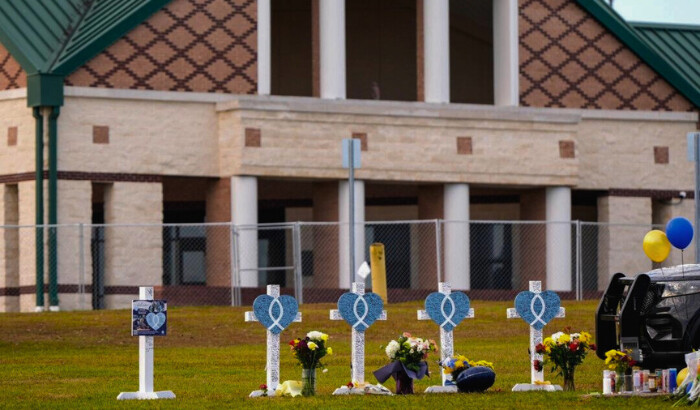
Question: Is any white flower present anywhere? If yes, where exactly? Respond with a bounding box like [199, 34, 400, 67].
[385, 340, 400, 359]
[409, 349, 415, 354]
[551, 332, 564, 343]
[417, 344, 424, 352]
[307, 331, 326, 341]
[571, 333, 580, 340]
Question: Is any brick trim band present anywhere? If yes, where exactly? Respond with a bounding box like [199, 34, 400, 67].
[608, 188, 693, 199]
[0, 171, 218, 184]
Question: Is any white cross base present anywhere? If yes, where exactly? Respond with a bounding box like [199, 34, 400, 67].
[506, 281, 565, 392]
[245, 285, 302, 397]
[117, 286, 175, 400]
[417, 282, 474, 393]
[330, 282, 387, 395]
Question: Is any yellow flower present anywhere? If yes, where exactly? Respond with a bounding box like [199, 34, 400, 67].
[308, 342, 318, 350]
[580, 331, 591, 343]
[558, 334, 570, 344]
[321, 333, 329, 341]
[543, 337, 554, 347]
[327, 347, 333, 355]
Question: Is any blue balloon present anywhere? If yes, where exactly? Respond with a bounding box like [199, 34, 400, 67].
[666, 217, 694, 250]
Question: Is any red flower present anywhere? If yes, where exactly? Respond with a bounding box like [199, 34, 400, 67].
[347, 382, 354, 388]
[260, 384, 267, 390]
[289, 340, 295, 347]
[533, 360, 543, 372]
[590, 343, 597, 351]
[298, 340, 307, 349]
[535, 343, 546, 354]
[629, 359, 637, 367]
[569, 343, 579, 352]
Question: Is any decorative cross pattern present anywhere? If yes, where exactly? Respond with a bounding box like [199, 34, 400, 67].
[418, 282, 474, 390]
[330, 282, 387, 390]
[65, 0, 257, 94]
[0, 44, 24, 90]
[245, 285, 302, 397]
[507, 281, 565, 391]
[519, 0, 692, 111]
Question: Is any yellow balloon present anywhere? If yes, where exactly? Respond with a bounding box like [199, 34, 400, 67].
[678, 367, 688, 387]
[643, 230, 671, 263]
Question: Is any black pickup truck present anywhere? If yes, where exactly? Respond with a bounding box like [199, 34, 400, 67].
[596, 264, 700, 369]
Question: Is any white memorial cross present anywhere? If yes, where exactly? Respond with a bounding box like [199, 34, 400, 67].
[245, 285, 302, 397]
[330, 282, 387, 392]
[417, 282, 474, 392]
[117, 286, 175, 400]
[506, 281, 565, 392]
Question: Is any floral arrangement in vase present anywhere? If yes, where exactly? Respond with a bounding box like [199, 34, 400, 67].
[604, 349, 636, 392]
[534, 329, 596, 391]
[373, 333, 438, 394]
[289, 331, 332, 396]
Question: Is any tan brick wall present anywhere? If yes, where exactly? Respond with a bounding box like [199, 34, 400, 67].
[18, 181, 37, 311]
[0, 184, 19, 311]
[576, 117, 695, 190]
[59, 97, 219, 176]
[219, 106, 580, 186]
[0, 98, 35, 176]
[103, 182, 163, 309]
[597, 196, 652, 289]
[519, 0, 693, 111]
[56, 180, 92, 311]
[66, 0, 257, 94]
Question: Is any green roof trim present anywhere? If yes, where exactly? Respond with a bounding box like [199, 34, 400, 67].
[0, 0, 172, 106]
[575, 0, 700, 108]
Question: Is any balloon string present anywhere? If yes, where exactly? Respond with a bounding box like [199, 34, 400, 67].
[682, 250, 689, 321]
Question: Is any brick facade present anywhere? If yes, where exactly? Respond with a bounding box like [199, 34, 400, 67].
[519, 0, 693, 111]
[0, 44, 25, 91]
[65, 0, 257, 94]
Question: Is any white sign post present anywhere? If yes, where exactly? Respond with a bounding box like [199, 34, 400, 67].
[417, 282, 474, 393]
[245, 285, 302, 397]
[117, 286, 175, 400]
[506, 281, 565, 392]
[330, 282, 387, 394]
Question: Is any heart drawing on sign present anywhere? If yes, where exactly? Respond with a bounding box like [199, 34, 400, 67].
[424, 291, 470, 331]
[252, 294, 299, 335]
[146, 312, 166, 330]
[514, 290, 561, 331]
[337, 292, 383, 332]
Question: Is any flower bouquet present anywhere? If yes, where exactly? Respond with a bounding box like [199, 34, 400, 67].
[441, 354, 496, 392]
[604, 349, 635, 393]
[373, 333, 438, 394]
[535, 329, 596, 391]
[289, 331, 332, 396]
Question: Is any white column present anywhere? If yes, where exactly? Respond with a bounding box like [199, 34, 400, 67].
[444, 183, 469, 290]
[338, 180, 364, 289]
[320, 0, 346, 99]
[232, 176, 258, 287]
[493, 0, 519, 106]
[257, 0, 271, 95]
[423, 0, 450, 103]
[546, 186, 571, 291]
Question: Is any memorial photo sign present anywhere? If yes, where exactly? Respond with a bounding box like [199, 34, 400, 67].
[132, 300, 167, 336]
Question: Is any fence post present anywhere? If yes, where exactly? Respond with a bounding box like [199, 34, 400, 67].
[435, 219, 442, 285]
[575, 220, 582, 301]
[79, 223, 85, 310]
[293, 222, 303, 304]
[230, 224, 241, 307]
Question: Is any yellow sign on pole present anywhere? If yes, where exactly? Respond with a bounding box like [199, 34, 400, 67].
[370, 243, 388, 303]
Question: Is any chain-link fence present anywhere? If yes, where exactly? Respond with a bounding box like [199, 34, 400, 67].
[0, 220, 692, 311]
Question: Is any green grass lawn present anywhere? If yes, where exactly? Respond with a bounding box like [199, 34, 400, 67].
[0, 300, 675, 409]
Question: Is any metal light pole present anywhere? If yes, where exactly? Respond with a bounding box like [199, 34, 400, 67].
[342, 139, 361, 285]
[688, 132, 700, 263]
